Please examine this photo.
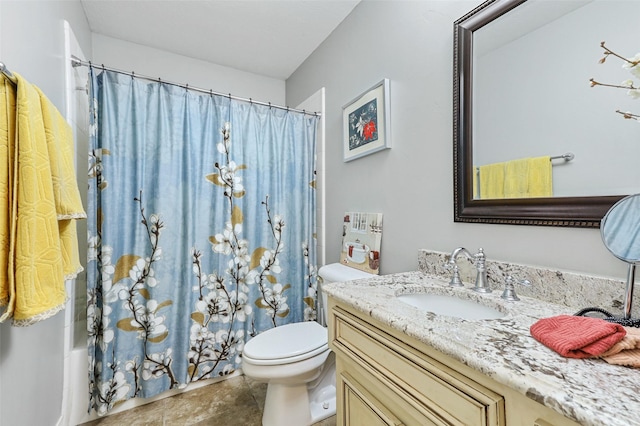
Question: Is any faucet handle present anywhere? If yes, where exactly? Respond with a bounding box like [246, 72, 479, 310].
[448, 264, 464, 287]
[501, 275, 531, 301]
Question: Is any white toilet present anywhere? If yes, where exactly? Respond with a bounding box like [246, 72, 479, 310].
[242, 263, 374, 426]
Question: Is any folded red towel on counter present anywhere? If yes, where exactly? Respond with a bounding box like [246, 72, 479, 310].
[530, 315, 626, 359]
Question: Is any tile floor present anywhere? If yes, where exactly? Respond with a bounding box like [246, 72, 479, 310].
[79, 374, 336, 426]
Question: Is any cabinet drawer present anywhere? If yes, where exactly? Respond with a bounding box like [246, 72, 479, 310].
[332, 307, 505, 426]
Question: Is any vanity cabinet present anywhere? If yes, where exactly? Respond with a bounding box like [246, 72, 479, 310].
[329, 299, 579, 426]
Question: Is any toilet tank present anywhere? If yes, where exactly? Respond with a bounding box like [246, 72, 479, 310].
[317, 263, 375, 326]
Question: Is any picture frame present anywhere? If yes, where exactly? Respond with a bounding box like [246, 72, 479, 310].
[339, 212, 383, 274]
[342, 78, 391, 162]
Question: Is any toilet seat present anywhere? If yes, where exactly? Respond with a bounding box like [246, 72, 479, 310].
[243, 321, 328, 366]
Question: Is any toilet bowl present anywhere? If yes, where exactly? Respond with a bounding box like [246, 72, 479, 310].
[241, 263, 375, 426]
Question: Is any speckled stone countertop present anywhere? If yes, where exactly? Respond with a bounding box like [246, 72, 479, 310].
[323, 271, 640, 426]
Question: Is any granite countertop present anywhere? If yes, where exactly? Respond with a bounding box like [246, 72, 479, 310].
[323, 271, 640, 426]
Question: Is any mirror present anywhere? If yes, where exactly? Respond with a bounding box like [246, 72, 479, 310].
[601, 194, 640, 319]
[601, 194, 640, 264]
[453, 0, 640, 227]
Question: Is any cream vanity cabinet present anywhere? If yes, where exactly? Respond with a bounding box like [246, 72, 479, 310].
[328, 299, 579, 426]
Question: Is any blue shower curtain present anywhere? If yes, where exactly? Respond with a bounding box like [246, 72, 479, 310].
[86, 69, 318, 414]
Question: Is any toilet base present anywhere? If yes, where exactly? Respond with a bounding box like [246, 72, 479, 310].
[260, 354, 336, 426]
[263, 382, 310, 426]
[261, 382, 336, 426]
[308, 352, 336, 423]
[309, 383, 336, 424]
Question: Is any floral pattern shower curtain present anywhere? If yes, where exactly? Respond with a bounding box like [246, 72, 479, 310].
[86, 69, 318, 414]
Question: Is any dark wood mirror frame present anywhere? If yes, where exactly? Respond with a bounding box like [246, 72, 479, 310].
[453, 0, 623, 228]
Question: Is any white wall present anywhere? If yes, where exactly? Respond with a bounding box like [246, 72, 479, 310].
[286, 0, 625, 281]
[92, 34, 286, 105]
[0, 3, 92, 425]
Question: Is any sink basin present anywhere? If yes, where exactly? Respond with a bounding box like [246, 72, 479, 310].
[397, 293, 505, 320]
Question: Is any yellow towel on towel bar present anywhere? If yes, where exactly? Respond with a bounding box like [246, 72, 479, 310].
[527, 155, 553, 197]
[0, 77, 16, 314]
[0, 72, 86, 326]
[477, 162, 505, 199]
[504, 156, 553, 198]
[504, 158, 530, 198]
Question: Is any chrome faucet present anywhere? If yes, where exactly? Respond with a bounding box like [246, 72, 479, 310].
[448, 247, 491, 292]
[471, 248, 491, 293]
[500, 275, 531, 301]
[448, 247, 474, 287]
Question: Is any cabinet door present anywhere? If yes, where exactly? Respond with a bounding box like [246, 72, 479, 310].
[341, 373, 404, 426]
[336, 357, 450, 426]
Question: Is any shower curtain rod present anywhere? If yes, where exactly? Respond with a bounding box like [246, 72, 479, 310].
[70, 55, 320, 117]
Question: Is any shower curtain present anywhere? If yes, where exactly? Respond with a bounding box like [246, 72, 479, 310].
[86, 69, 319, 414]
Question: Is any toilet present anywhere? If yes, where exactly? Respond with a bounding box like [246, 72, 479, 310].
[242, 263, 375, 426]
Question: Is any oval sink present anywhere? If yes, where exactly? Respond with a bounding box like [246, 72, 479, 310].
[397, 293, 505, 320]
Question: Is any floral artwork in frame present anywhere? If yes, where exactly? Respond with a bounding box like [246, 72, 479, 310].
[343, 79, 391, 162]
[339, 212, 383, 275]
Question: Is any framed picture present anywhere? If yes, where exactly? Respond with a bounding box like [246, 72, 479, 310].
[342, 78, 391, 162]
[339, 212, 383, 275]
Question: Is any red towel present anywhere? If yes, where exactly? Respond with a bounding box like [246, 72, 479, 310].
[530, 315, 626, 359]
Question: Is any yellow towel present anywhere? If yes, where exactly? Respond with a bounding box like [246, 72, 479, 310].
[504, 156, 553, 198]
[477, 162, 505, 199]
[0, 77, 15, 310]
[527, 155, 553, 197]
[0, 72, 86, 326]
[504, 158, 529, 198]
[476, 156, 553, 199]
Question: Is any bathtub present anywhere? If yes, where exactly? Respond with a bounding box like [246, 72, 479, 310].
[64, 335, 237, 425]
[65, 344, 92, 426]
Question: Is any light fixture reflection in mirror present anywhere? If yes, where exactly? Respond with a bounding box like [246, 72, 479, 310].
[601, 194, 640, 321]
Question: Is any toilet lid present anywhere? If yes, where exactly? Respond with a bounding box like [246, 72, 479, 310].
[319, 263, 375, 283]
[243, 321, 327, 362]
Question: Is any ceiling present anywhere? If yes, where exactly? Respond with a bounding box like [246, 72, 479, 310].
[80, 0, 360, 80]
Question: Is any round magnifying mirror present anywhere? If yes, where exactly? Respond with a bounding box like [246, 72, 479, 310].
[601, 193, 640, 320]
[601, 194, 640, 264]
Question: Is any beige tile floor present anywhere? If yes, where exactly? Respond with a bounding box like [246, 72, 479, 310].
[79, 374, 336, 426]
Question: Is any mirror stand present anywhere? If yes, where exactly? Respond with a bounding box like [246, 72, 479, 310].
[623, 264, 637, 320]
